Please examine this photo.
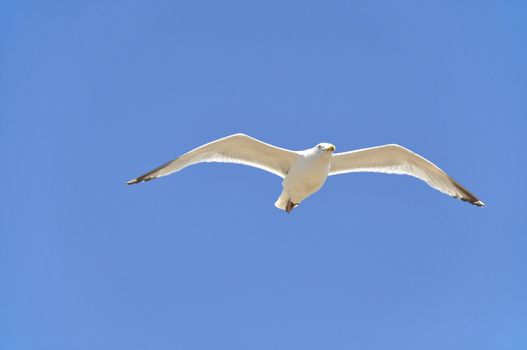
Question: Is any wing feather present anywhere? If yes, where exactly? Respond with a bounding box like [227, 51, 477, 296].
[127, 133, 298, 184]
[329, 144, 485, 206]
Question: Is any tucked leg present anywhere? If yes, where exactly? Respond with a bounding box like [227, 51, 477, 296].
[285, 200, 299, 213]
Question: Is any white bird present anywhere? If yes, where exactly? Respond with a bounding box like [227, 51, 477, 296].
[127, 133, 485, 212]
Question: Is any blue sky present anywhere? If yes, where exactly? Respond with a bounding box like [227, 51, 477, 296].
[1, 1, 526, 349]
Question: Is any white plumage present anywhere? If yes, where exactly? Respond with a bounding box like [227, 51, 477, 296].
[127, 133, 485, 212]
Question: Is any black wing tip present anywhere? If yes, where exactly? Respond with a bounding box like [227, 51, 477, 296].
[456, 195, 486, 207]
[126, 178, 141, 185]
[448, 176, 485, 207]
[126, 175, 157, 185]
[464, 195, 486, 207]
[126, 177, 150, 185]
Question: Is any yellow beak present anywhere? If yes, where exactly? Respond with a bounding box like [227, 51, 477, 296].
[324, 145, 336, 152]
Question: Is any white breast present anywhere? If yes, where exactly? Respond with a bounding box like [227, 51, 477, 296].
[282, 151, 332, 203]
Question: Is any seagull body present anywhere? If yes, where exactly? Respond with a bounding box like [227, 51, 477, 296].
[127, 133, 484, 212]
[276, 145, 333, 211]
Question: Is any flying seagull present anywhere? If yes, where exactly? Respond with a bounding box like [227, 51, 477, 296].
[127, 133, 485, 212]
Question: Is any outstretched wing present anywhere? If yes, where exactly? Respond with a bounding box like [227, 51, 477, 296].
[329, 144, 485, 206]
[127, 133, 298, 184]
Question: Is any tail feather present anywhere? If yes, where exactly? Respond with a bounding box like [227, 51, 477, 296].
[274, 192, 289, 210]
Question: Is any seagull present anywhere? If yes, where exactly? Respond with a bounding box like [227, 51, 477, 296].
[127, 133, 485, 212]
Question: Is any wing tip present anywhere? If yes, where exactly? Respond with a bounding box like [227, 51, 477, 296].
[448, 176, 485, 208]
[456, 195, 486, 207]
[473, 200, 486, 207]
[126, 178, 140, 185]
[127, 174, 157, 185]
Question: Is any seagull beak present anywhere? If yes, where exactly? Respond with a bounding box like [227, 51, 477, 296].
[324, 145, 336, 152]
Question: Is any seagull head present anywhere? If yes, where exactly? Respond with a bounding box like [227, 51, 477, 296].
[316, 143, 336, 154]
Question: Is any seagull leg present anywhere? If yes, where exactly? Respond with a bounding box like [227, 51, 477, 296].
[285, 200, 299, 213]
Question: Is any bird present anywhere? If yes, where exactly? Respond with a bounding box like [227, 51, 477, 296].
[127, 133, 485, 212]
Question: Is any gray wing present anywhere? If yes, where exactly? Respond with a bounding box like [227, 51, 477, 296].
[329, 144, 485, 206]
[127, 133, 299, 184]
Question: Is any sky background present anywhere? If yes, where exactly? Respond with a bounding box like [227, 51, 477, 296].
[1, 1, 526, 349]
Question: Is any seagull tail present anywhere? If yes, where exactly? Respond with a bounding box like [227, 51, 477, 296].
[274, 192, 289, 211]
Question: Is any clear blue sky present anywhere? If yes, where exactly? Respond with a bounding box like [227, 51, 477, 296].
[1, 1, 526, 349]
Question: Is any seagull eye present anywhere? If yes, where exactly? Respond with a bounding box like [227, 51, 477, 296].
[317, 145, 322, 149]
